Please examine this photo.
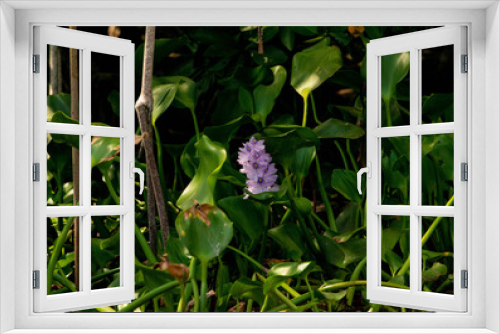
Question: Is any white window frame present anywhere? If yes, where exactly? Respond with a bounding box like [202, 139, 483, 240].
[33, 26, 136, 312]
[1, 1, 499, 333]
[366, 26, 467, 312]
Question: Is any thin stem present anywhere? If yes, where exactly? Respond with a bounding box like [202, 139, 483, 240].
[103, 172, 120, 205]
[268, 280, 408, 312]
[346, 139, 358, 173]
[310, 92, 321, 125]
[397, 195, 454, 276]
[190, 108, 200, 141]
[118, 280, 179, 312]
[301, 95, 308, 127]
[260, 295, 269, 312]
[305, 274, 319, 312]
[189, 258, 200, 312]
[200, 261, 209, 312]
[311, 211, 330, 231]
[384, 98, 392, 127]
[176, 283, 186, 312]
[134, 223, 158, 264]
[346, 257, 367, 306]
[315, 156, 337, 232]
[47, 216, 75, 293]
[227, 245, 268, 274]
[246, 273, 257, 312]
[153, 126, 167, 197]
[334, 140, 349, 170]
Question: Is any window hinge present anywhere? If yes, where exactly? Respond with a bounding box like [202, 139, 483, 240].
[33, 163, 40, 182]
[461, 162, 468, 181]
[33, 270, 40, 289]
[461, 54, 468, 73]
[33, 54, 40, 73]
[461, 270, 468, 289]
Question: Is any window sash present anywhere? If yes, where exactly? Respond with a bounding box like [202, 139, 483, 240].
[366, 26, 468, 312]
[33, 26, 136, 313]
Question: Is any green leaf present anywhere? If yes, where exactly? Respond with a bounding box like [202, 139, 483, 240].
[291, 38, 343, 99]
[252, 65, 287, 125]
[318, 236, 366, 269]
[47, 94, 72, 122]
[218, 195, 267, 244]
[268, 224, 307, 262]
[263, 262, 316, 294]
[331, 169, 361, 202]
[153, 76, 197, 112]
[381, 52, 410, 103]
[230, 277, 265, 306]
[238, 87, 254, 114]
[325, 226, 365, 244]
[176, 135, 227, 210]
[314, 118, 365, 139]
[290, 146, 316, 178]
[151, 83, 177, 125]
[90, 137, 120, 169]
[280, 27, 295, 51]
[258, 125, 319, 170]
[175, 204, 233, 263]
[204, 115, 253, 145]
[422, 262, 448, 282]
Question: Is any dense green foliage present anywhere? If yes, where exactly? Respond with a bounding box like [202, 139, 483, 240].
[46, 26, 455, 312]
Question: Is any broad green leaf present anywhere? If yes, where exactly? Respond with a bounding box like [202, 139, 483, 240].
[204, 115, 253, 145]
[258, 125, 319, 170]
[230, 277, 265, 306]
[290, 146, 316, 178]
[268, 224, 307, 262]
[252, 65, 287, 125]
[151, 83, 177, 125]
[238, 87, 254, 114]
[383, 249, 404, 276]
[318, 236, 366, 269]
[263, 261, 316, 294]
[325, 225, 365, 244]
[252, 46, 288, 67]
[211, 86, 246, 125]
[153, 76, 197, 112]
[381, 52, 410, 103]
[218, 195, 267, 243]
[90, 137, 120, 169]
[176, 135, 227, 210]
[291, 38, 343, 99]
[180, 136, 198, 179]
[331, 169, 362, 202]
[314, 118, 365, 139]
[336, 202, 361, 234]
[422, 93, 454, 123]
[47, 93, 72, 121]
[280, 27, 295, 51]
[422, 262, 448, 282]
[175, 204, 233, 263]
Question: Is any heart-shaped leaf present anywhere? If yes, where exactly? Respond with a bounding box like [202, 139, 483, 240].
[331, 169, 361, 202]
[91, 137, 120, 169]
[268, 224, 307, 262]
[291, 38, 343, 100]
[252, 65, 287, 126]
[176, 135, 227, 210]
[422, 262, 448, 282]
[175, 204, 233, 263]
[263, 261, 316, 294]
[381, 52, 410, 103]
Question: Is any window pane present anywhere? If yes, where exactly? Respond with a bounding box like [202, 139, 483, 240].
[381, 137, 410, 205]
[421, 45, 454, 124]
[47, 134, 80, 206]
[47, 45, 80, 124]
[421, 134, 454, 206]
[422, 216, 454, 295]
[91, 215, 121, 290]
[381, 52, 410, 127]
[381, 215, 410, 289]
[91, 136, 121, 205]
[47, 216, 80, 294]
[91, 52, 120, 127]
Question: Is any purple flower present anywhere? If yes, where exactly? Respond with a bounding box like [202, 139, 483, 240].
[238, 137, 280, 197]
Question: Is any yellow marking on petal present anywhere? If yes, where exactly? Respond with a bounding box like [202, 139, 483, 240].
[181, 230, 186, 236]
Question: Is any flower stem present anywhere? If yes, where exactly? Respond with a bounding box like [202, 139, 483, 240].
[310, 92, 321, 125]
[200, 260, 209, 312]
[397, 195, 454, 276]
[190, 108, 200, 141]
[189, 258, 200, 312]
[301, 95, 308, 127]
[334, 140, 349, 170]
[346, 139, 358, 173]
[118, 280, 179, 312]
[315, 156, 337, 232]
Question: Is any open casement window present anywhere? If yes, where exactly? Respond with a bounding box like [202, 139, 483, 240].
[33, 26, 137, 312]
[364, 26, 467, 312]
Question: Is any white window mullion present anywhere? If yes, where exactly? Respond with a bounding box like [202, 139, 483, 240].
[409, 47, 420, 295]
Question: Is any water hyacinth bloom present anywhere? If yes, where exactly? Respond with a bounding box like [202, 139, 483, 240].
[238, 137, 280, 197]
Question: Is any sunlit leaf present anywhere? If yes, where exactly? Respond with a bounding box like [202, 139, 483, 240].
[331, 169, 361, 202]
